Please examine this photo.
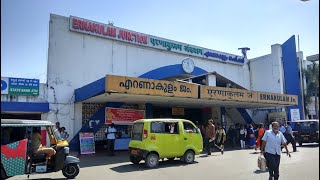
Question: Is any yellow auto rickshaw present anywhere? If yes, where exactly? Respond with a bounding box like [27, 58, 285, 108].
[1, 119, 80, 179]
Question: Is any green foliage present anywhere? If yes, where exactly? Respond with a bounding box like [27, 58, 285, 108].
[303, 62, 319, 115]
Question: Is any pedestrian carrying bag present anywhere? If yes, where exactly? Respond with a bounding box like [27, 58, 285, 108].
[257, 154, 267, 171]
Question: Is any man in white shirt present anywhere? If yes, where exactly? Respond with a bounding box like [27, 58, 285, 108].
[105, 123, 117, 156]
[261, 122, 291, 180]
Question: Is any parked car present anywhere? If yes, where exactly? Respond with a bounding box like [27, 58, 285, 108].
[293, 119, 319, 146]
[128, 119, 203, 168]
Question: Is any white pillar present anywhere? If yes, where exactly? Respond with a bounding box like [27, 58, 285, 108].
[207, 74, 216, 86]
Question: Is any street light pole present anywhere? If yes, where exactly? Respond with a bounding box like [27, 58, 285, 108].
[297, 35, 306, 120]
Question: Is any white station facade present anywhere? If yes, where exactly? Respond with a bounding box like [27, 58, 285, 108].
[1, 14, 305, 152]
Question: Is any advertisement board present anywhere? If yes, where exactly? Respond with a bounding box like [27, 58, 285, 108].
[290, 109, 301, 122]
[1, 77, 39, 96]
[105, 107, 145, 125]
[79, 132, 95, 155]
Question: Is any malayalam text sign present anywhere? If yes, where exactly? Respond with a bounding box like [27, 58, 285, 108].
[200, 85, 298, 106]
[106, 75, 198, 98]
[200, 86, 257, 102]
[69, 16, 244, 65]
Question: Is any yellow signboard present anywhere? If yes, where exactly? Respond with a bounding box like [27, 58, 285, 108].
[106, 75, 198, 98]
[257, 92, 298, 105]
[172, 107, 185, 116]
[200, 86, 298, 106]
[200, 86, 257, 102]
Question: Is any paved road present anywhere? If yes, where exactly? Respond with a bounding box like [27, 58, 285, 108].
[14, 144, 319, 180]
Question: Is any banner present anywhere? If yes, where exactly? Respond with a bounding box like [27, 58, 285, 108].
[1, 139, 27, 177]
[290, 109, 301, 122]
[1, 77, 40, 96]
[105, 107, 145, 125]
[200, 86, 257, 102]
[79, 132, 95, 155]
[201, 86, 298, 106]
[257, 92, 297, 106]
[106, 75, 198, 98]
[70, 16, 244, 65]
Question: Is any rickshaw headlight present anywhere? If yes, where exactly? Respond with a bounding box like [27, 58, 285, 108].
[64, 147, 70, 154]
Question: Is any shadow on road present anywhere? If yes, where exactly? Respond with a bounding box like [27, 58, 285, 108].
[250, 152, 260, 154]
[253, 170, 268, 174]
[298, 143, 319, 148]
[24, 178, 66, 180]
[110, 160, 198, 173]
[78, 151, 130, 168]
[199, 154, 220, 158]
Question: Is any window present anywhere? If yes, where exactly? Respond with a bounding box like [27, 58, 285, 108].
[132, 123, 144, 141]
[183, 122, 198, 133]
[151, 122, 179, 134]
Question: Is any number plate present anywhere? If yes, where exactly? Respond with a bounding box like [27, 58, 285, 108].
[131, 150, 138, 154]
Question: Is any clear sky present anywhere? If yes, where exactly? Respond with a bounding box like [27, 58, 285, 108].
[1, 0, 319, 83]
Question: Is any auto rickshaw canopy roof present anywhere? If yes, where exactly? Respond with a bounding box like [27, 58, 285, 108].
[1, 119, 53, 127]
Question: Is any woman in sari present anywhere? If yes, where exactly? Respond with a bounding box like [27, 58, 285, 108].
[255, 123, 265, 151]
[248, 124, 256, 148]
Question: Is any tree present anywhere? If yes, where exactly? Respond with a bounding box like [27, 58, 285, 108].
[303, 62, 319, 119]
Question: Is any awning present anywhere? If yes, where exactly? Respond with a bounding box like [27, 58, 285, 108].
[75, 74, 298, 109]
[1, 102, 50, 113]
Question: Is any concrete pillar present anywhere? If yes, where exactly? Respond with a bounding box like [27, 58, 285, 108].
[207, 74, 216, 86]
[145, 103, 153, 118]
[271, 44, 284, 94]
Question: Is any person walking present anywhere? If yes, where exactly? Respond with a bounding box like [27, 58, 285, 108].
[227, 125, 236, 148]
[283, 122, 297, 152]
[261, 122, 291, 180]
[205, 119, 215, 155]
[105, 123, 117, 156]
[255, 123, 265, 151]
[239, 125, 247, 149]
[279, 123, 286, 134]
[215, 125, 226, 154]
[248, 124, 256, 148]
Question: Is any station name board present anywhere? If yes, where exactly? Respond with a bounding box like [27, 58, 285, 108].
[69, 16, 244, 65]
[105, 75, 198, 98]
[201, 86, 298, 106]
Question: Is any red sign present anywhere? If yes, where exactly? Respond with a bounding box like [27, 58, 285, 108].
[70, 16, 148, 45]
[105, 107, 145, 125]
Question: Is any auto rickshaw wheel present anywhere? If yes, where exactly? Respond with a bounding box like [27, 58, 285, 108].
[130, 155, 141, 164]
[62, 163, 80, 179]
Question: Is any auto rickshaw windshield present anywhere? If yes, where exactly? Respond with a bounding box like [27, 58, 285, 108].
[53, 127, 65, 141]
